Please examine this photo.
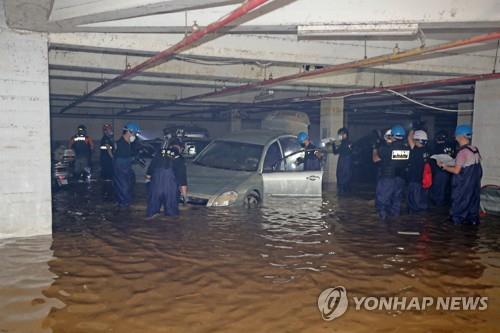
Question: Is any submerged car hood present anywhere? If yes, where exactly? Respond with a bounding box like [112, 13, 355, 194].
[187, 163, 254, 197]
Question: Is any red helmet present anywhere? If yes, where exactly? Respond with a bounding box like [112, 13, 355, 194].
[103, 124, 113, 132]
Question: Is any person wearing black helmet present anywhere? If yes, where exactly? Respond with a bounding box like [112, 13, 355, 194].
[146, 137, 188, 218]
[332, 127, 353, 195]
[68, 124, 94, 182]
[100, 124, 115, 181]
[430, 130, 455, 206]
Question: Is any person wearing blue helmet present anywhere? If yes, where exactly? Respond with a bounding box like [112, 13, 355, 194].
[113, 122, 141, 208]
[296, 131, 322, 171]
[438, 124, 482, 225]
[372, 125, 410, 220]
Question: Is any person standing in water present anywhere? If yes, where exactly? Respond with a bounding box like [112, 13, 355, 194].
[438, 124, 482, 225]
[113, 123, 140, 209]
[332, 127, 353, 195]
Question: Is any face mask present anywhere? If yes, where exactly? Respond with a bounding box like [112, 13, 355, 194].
[338, 135, 344, 141]
[129, 135, 136, 143]
[106, 131, 113, 137]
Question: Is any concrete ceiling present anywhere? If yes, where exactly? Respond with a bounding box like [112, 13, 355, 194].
[3, 0, 500, 122]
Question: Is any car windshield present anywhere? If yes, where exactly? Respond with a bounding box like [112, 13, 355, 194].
[194, 141, 263, 172]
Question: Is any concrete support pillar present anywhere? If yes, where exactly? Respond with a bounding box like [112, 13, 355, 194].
[421, 115, 435, 139]
[458, 102, 474, 126]
[0, 10, 52, 238]
[473, 79, 500, 186]
[230, 110, 242, 133]
[320, 98, 344, 184]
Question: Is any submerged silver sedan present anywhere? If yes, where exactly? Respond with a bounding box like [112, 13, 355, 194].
[187, 130, 323, 207]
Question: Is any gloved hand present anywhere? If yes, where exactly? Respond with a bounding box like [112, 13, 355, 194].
[295, 157, 304, 165]
[180, 194, 187, 205]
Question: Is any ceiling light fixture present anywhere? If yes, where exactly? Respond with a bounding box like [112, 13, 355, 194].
[297, 23, 420, 39]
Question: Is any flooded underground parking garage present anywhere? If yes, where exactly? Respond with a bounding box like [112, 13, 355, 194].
[2, 187, 500, 332]
[1, 0, 500, 332]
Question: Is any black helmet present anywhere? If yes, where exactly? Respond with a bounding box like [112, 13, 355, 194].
[337, 127, 349, 136]
[77, 125, 87, 135]
[435, 130, 448, 142]
[169, 137, 184, 148]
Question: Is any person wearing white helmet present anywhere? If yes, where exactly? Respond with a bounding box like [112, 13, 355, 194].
[407, 129, 431, 214]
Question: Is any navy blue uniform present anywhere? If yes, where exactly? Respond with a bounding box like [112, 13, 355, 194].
[375, 141, 409, 219]
[146, 148, 187, 217]
[100, 135, 114, 180]
[332, 140, 353, 194]
[303, 143, 321, 171]
[113, 137, 135, 207]
[450, 145, 482, 225]
[407, 146, 430, 213]
[430, 141, 455, 206]
[70, 134, 93, 180]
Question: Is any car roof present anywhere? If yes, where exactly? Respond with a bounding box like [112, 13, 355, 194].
[214, 130, 294, 146]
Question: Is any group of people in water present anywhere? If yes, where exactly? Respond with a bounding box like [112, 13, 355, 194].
[324, 123, 481, 224]
[68, 121, 482, 225]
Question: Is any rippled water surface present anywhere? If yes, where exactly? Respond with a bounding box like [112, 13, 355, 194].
[1, 184, 499, 333]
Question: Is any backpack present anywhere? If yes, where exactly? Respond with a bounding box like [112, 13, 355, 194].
[422, 162, 433, 189]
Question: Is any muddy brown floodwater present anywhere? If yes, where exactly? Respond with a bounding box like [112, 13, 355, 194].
[1, 183, 499, 333]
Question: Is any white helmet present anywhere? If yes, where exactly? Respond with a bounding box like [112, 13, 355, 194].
[383, 129, 392, 140]
[413, 130, 428, 141]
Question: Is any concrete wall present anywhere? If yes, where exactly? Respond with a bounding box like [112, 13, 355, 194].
[473, 79, 500, 186]
[0, 10, 52, 238]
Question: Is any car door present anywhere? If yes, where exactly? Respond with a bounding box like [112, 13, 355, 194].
[261, 136, 322, 198]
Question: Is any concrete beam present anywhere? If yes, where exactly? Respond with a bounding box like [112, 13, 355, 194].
[47, 49, 463, 95]
[48, 33, 500, 76]
[49, 0, 245, 25]
[76, 0, 500, 29]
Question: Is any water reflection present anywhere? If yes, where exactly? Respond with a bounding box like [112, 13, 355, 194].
[0, 235, 62, 333]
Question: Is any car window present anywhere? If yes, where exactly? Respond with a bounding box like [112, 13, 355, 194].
[194, 141, 263, 172]
[278, 137, 305, 172]
[184, 140, 210, 158]
[263, 141, 283, 172]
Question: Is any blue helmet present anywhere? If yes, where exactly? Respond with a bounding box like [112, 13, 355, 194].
[391, 125, 406, 140]
[297, 132, 309, 144]
[124, 123, 141, 135]
[455, 124, 472, 138]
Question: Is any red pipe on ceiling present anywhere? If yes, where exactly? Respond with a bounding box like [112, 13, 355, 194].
[285, 72, 500, 103]
[172, 31, 500, 103]
[59, 0, 272, 114]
